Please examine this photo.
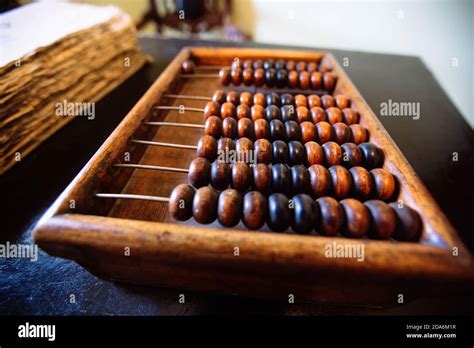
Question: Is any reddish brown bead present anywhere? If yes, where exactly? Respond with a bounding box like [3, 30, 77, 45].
[254, 119, 270, 140]
[240, 91, 253, 106]
[204, 101, 220, 118]
[242, 59, 253, 69]
[221, 118, 237, 139]
[217, 137, 235, 156]
[226, 91, 240, 105]
[231, 67, 242, 86]
[235, 137, 254, 161]
[350, 124, 367, 144]
[253, 93, 266, 107]
[310, 71, 323, 89]
[220, 102, 236, 119]
[238, 118, 254, 139]
[242, 68, 253, 86]
[326, 107, 343, 125]
[299, 71, 311, 89]
[389, 203, 422, 242]
[212, 89, 226, 104]
[316, 121, 333, 144]
[219, 68, 231, 86]
[332, 122, 351, 144]
[341, 143, 363, 168]
[316, 196, 344, 236]
[323, 72, 337, 91]
[255, 138, 272, 164]
[288, 70, 299, 88]
[231, 162, 252, 192]
[211, 160, 231, 190]
[308, 164, 331, 198]
[204, 116, 222, 138]
[334, 94, 350, 109]
[296, 106, 311, 123]
[322, 141, 342, 166]
[342, 108, 359, 125]
[251, 105, 265, 121]
[188, 157, 211, 188]
[296, 61, 307, 72]
[319, 62, 332, 73]
[252, 163, 271, 194]
[192, 186, 218, 224]
[237, 104, 251, 120]
[340, 198, 370, 238]
[365, 200, 396, 239]
[181, 60, 195, 74]
[196, 135, 218, 161]
[349, 166, 373, 200]
[300, 121, 317, 143]
[305, 141, 324, 166]
[308, 95, 321, 108]
[294, 94, 308, 108]
[217, 189, 243, 227]
[321, 95, 335, 109]
[307, 62, 318, 73]
[286, 60, 296, 71]
[254, 68, 265, 86]
[371, 168, 396, 201]
[311, 107, 327, 123]
[329, 165, 352, 199]
[243, 191, 268, 230]
[169, 184, 195, 221]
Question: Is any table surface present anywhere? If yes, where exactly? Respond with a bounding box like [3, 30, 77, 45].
[1, 37, 473, 315]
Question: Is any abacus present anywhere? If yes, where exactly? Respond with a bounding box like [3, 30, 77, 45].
[34, 47, 473, 305]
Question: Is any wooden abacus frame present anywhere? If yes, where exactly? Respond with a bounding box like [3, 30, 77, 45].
[33, 47, 473, 306]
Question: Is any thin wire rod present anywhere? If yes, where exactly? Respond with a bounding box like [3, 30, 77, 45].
[163, 94, 211, 101]
[95, 193, 169, 202]
[144, 121, 204, 129]
[131, 139, 197, 150]
[153, 106, 204, 113]
[113, 163, 188, 173]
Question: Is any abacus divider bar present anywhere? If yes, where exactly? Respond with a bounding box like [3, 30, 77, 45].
[114, 163, 189, 173]
[144, 121, 204, 129]
[178, 74, 218, 78]
[194, 65, 224, 70]
[95, 193, 169, 202]
[163, 94, 212, 101]
[131, 139, 198, 150]
[153, 106, 205, 113]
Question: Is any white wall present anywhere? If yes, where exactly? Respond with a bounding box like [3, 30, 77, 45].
[233, 0, 473, 127]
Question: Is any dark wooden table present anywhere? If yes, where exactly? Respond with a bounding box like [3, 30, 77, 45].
[1, 38, 473, 315]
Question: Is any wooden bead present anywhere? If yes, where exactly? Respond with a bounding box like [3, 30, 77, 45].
[342, 108, 359, 125]
[291, 165, 309, 194]
[231, 59, 242, 69]
[219, 68, 231, 86]
[226, 91, 240, 105]
[220, 102, 236, 119]
[267, 193, 290, 232]
[316, 121, 333, 144]
[294, 94, 308, 108]
[242, 68, 253, 86]
[340, 198, 370, 238]
[192, 186, 218, 224]
[341, 143, 363, 168]
[272, 140, 289, 164]
[321, 95, 335, 109]
[305, 141, 324, 166]
[212, 90, 226, 104]
[217, 189, 243, 227]
[181, 60, 195, 74]
[254, 138, 272, 164]
[204, 101, 220, 118]
[292, 194, 318, 234]
[253, 92, 266, 107]
[270, 119, 285, 141]
[280, 93, 294, 106]
[310, 71, 323, 89]
[281, 105, 296, 122]
[254, 68, 265, 87]
[332, 122, 351, 144]
[309, 164, 331, 198]
[231, 162, 252, 192]
[204, 116, 222, 138]
[265, 68, 277, 87]
[329, 165, 352, 199]
[252, 163, 271, 194]
[300, 121, 316, 143]
[275, 59, 286, 70]
[265, 105, 281, 121]
[263, 59, 274, 69]
[319, 62, 332, 73]
[285, 120, 301, 142]
[389, 203, 422, 242]
[221, 118, 237, 139]
[188, 157, 211, 188]
[217, 137, 235, 156]
[349, 166, 373, 200]
[316, 196, 343, 236]
[238, 118, 254, 139]
[322, 141, 342, 166]
[326, 107, 343, 125]
[169, 184, 195, 221]
[235, 137, 253, 161]
[307, 62, 318, 73]
[196, 135, 217, 161]
[211, 161, 231, 190]
[253, 59, 263, 69]
[299, 71, 311, 89]
[359, 142, 384, 169]
[311, 107, 326, 123]
[370, 168, 396, 200]
[286, 60, 296, 71]
[242, 59, 253, 69]
[334, 95, 350, 109]
[266, 92, 281, 107]
[254, 119, 270, 140]
[288, 70, 299, 88]
[243, 191, 268, 230]
[276, 69, 288, 88]
[323, 72, 337, 91]
[239, 91, 253, 106]
[365, 200, 396, 239]
[296, 106, 311, 123]
[271, 163, 291, 195]
[237, 104, 251, 120]
[231, 67, 242, 86]
[251, 105, 265, 121]
[350, 124, 367, 144]
[288, 141, 305, 165]
[296, 61, 307, 72]
[308, 95, 321, 108]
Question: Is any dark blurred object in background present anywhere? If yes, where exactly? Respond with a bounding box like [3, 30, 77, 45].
[0, 0, 20, 14]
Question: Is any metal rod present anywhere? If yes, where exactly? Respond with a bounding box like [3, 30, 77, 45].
[178, 74, 218, 78]
[114, 163, 188, 173]
[153, 106, 204, 113]
[163, 94, 211, 101]
[131, 139, 197, 150]
[144, 121, 204, 129]
[95, 193, 169, 202]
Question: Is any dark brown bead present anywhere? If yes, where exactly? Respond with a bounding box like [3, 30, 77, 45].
[211, 161, 231, 190]
[212, 89, 226, 104]
[342, 108, 359, 125]
[307, 62, 318, 73]
[284, 120, 302, 142]
[292, 193, 318, 234]
[231, 162, 252, 192]
[316, 121, 333, 144]
[305, 141, 324, 166]
[217, 189, 243, 227]
[253, 59, 263, 69]
[254, 68, 265, 86]
[329, 165, 352, 199]
[253, 92, 266, 107]
[192, 186, 218, 224]
[226, 91, 240, 105]
[242, 68, 253, 86]
[300, 121, 317, 143]
[181, 60, 195, 74]
[286, 60, 296, 71]
[251, 105, 265, 121]
[359, 143, 384, 169]
[221, 118, 237, 139]
[326, 107, 343, 125]
[365, 200, 396, 239]
[276, 69, 288, 88]
[310, 71, 323, 89]
[323, 72, 337, 91]
[311, 107, 327, 123]
[237, 104, 251, 120]
[204, 116, 222, 138]
[334, 94, 350, 109]
[231, 67, 242, 86]
[196, 135, 217, 161]
[389, 203, 422, 242]
[296, 61, 307, 72]
[350, 124, 367, 144]
[349, 166, 373, 200]
[240, 91, 253, 106]
[281, 105, 296, 122]
[204, 101, 220, 118]
[272, 140, 289, 163]
[316, 196, 344, 236]
[252, 163, 271, 194]
[254, 119, 270, 140]
[299, 71, 311, 89]
[288, 70, 299, 88]
[238, 118, 254, 139]
[219, 68, 231, 86]
[275, 59, 286, 70]
[294, 94, 308, 108]
[217, 137, 235, 156]
[267, 193, 290, 232]
[340, 198, 370, 238]
[332, 122, 351, 144]
[270, 119, 285, 141]
[265, 105, 281, 121]
[266, 91, 281, 106]
[296, 106, 311, 123]
[371, 168, 396, 200]
[281, 94, 294, 106]
[308, 95, 321, 108]
[322, 141, 342, 166]
[243, 191, 268, 230]
[220, 102, 236, 119]
[308, 164, 331, 198]
[321, 95, 335, 109]
[271, 163, 291, 195]
[265, 68, 277, 87]
[291, 165, 309, 194]
[169, 184, 195, 221]
[341, 143, 363, 168]
[288, 141, 305, 165]
[263, 59, 275, 69]
[235, 137, 254, 161]
[254, 138, 272, 164]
